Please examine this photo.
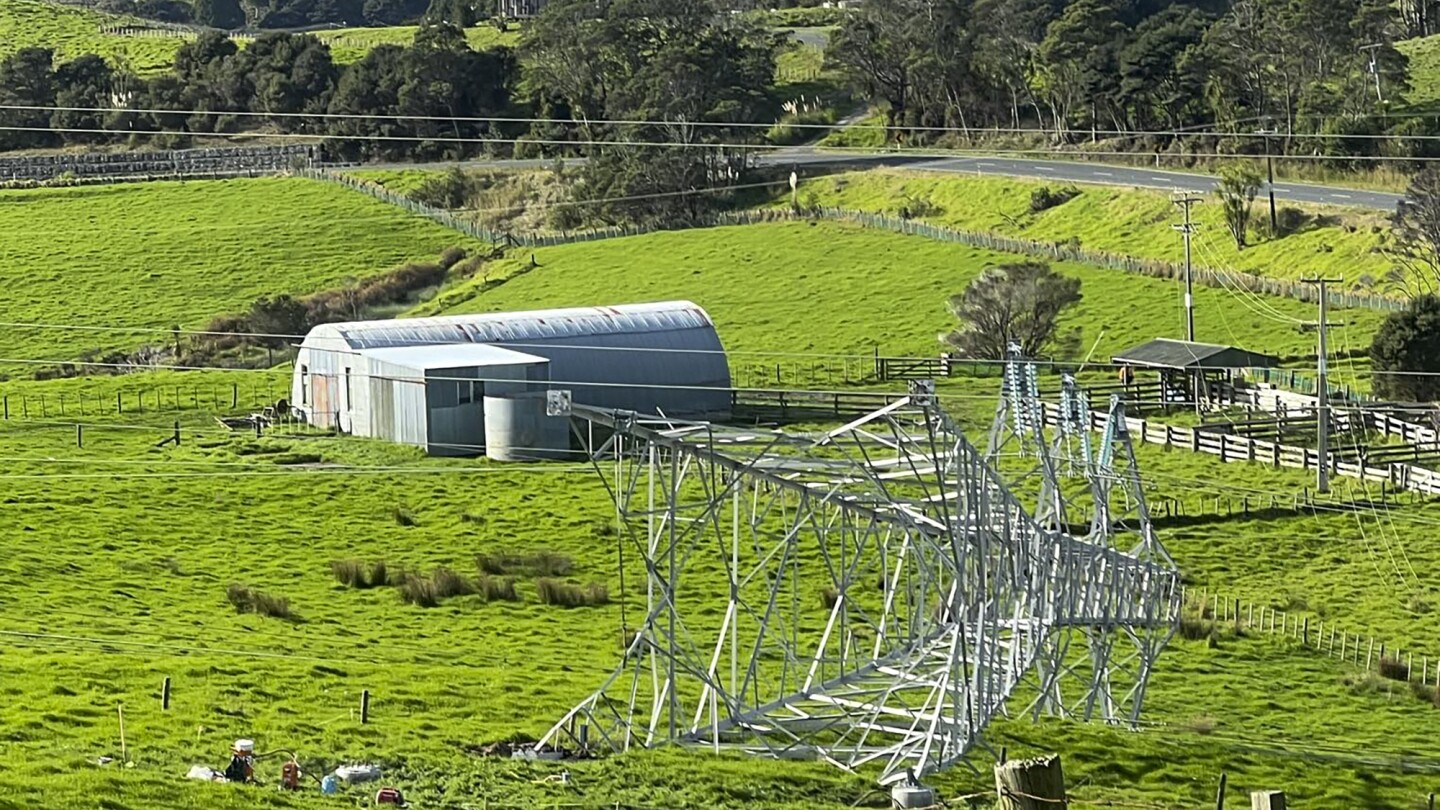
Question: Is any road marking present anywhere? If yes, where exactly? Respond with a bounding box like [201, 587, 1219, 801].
[1036, 166, 1055, 172]
[1149, 177, 1174, 183]
[1332, 193, 1353, 199]
[1094, 171, 1114, 177]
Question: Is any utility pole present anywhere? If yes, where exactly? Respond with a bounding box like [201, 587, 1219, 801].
[1303, 278, 1343, 495]
[1172, 191, 1202, 342]
[1361, 44, 1386, 103]
[1257, 128, 1278, 233]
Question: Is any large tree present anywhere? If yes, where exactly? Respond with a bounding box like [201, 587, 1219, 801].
[941, 261, 1082, 360]
[522, 0, 775, 225]
[1393, 169, 1440, 292]
[1371, 295, 1440, 402]
[0, 48, 57, 151]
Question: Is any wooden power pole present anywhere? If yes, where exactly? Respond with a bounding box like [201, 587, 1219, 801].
[995, 755, 1067, 810]
[1302, 278, 1342, 494]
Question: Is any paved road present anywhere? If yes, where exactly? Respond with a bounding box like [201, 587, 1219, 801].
[346, 150, 1404, 211]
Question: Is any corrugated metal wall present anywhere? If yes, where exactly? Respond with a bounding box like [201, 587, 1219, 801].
[295, 302, 732, 421]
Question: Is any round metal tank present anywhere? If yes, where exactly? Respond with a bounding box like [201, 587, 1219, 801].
[484, 393, 571, 461]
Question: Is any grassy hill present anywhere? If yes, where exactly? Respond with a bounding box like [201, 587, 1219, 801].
[788, 171, 1402, 294]
[0, 0, 519, 74]
[422, 220, 1386, 361]
[1400, 34, 1440, 108]
[0, 177, 482, 363]
[0, 0, 180, 74]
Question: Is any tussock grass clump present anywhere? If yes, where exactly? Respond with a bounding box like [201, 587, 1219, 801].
[1178, 616, 1213, 641]
[1379, 656, 1411, 682]
[225, 584, 295, 620]
[331, 559, 367, 588]
[399, 575, 440, 608]
[330, 559, 399, 589]
[821, 587, 840, 610]
[476, 575, 518, 602]
[475, 550, 573, 577]
[393, 506, 418, 527]
[431, 566, 477, 598]
[537, 578, 609, 608]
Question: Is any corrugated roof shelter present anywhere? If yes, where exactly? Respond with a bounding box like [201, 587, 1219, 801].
[293, 301, 731, 455]
[1112, 339, 1280, 371]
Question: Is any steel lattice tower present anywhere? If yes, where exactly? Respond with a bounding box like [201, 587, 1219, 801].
[541, 381, 1180, 786]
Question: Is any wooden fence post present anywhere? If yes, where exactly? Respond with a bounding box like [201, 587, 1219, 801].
[1302, 617, 1309, 646]
[1251, 791, 1286, 810]
[360, 689, 370, 724]
[995, 756, 1066, 810]
[1216, 772, 1227, 810]
[162, 677, 171, 711]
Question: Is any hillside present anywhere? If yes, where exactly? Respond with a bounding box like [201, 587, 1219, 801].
[789, 171, 1401, 293]
[0, 177, 483, 363]
[0, 0, 179, 73]
[0, 0, 518, 74]
[423, 220, 1386, 360]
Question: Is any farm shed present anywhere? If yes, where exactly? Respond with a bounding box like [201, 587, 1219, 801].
[293, 301, 732, 454]
[328, 343, 565, 458]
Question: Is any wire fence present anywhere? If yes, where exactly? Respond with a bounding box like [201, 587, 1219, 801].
[1189, 587, 1440, 695]
[0, 382, 290, 422]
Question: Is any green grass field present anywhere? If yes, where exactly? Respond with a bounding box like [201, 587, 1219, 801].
[0, 185, 1438, 808]
[0, 0, 180, 74]
[422, 220, 1385, 361]
[0, 0, 518, 74]
[0, 177, 482, 364]
[315, 24, 517, 63]
[1400, 34, 1440, 108]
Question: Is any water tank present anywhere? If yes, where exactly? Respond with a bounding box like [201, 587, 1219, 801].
[483, 393, 571, 461]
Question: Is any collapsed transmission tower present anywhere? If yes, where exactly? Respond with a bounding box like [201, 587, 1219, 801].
[541, 379, 1180, 786]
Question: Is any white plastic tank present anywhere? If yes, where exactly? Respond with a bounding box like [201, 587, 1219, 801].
[483, 393, 571, 461]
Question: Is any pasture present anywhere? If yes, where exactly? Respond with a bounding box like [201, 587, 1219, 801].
[0, 177, 483, 364]
[0, 184, 1434, 808]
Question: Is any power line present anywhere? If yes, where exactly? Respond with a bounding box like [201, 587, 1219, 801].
[10, 104, 1440, 144]
[0, 124, 1436, 164]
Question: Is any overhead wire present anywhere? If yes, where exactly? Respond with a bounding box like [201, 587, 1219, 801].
[0, 123, 1434, 165]
[7, 104, 1440, 144]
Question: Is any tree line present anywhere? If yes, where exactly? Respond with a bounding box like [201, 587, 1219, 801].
[0, 24, 515, 161]
[829, 0, 1439, 162]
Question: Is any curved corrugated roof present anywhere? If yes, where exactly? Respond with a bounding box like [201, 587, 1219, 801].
[310, 301, 717, 350]
[299, 300, 731, 418]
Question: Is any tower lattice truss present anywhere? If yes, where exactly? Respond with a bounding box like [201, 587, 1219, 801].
[543, 371, 1180, 786]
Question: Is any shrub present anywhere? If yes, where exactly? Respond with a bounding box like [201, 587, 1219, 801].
[226, 584, 295, 620]
[1029, 185, 1080, 214]
[399, 575, 440, 608]
[821, 587, 840, 610]
[393, 507, 418, 527]
[537, 578, 610, 608]
[438, 246, 467, 270]
[1379, 656, 1411, 682]
[431, 566, 477, 598]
